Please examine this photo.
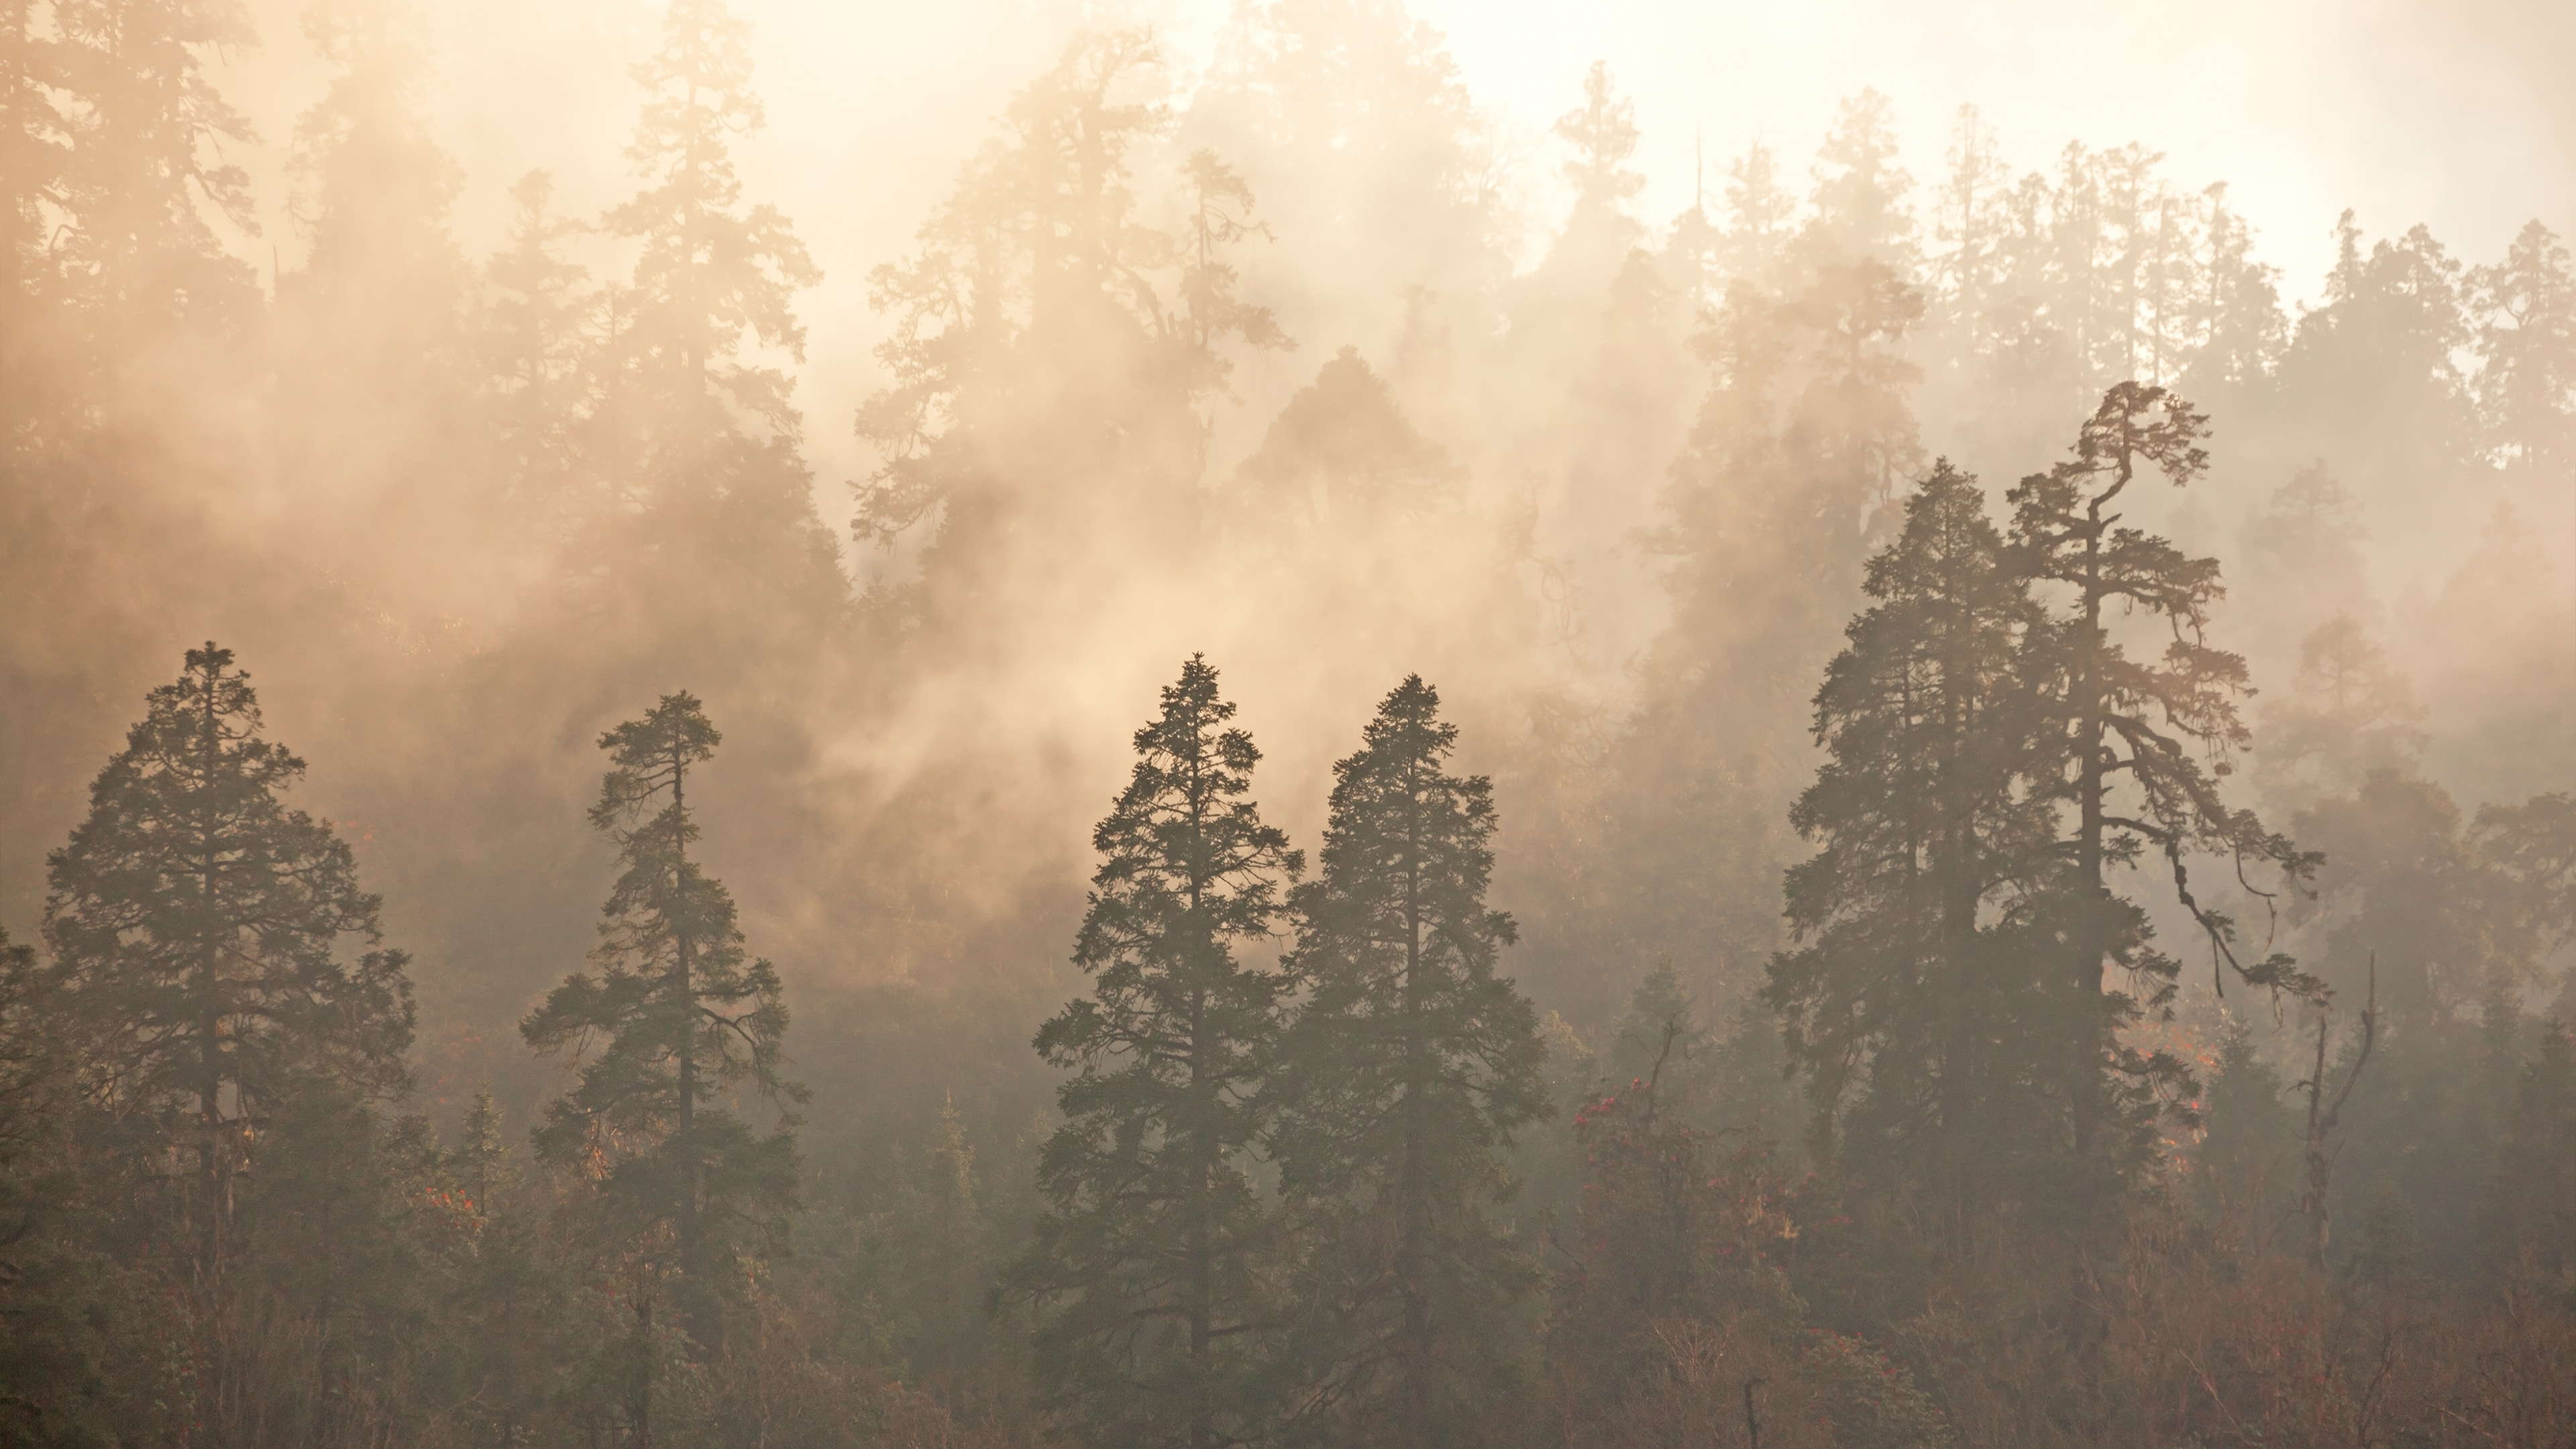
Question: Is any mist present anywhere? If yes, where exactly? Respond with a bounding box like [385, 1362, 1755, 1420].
[3, 0, 2572, 1443]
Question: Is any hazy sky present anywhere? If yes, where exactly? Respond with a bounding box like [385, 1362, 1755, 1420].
[220, 0, 2576, 498]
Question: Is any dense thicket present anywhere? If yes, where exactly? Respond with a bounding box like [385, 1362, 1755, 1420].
[1, 1, 2572, 1445]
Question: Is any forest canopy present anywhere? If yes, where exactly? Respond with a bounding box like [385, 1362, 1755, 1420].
[1, 1, 2573, 1446]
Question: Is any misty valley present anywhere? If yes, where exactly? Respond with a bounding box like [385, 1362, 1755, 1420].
[1, 1, 2573, 1448]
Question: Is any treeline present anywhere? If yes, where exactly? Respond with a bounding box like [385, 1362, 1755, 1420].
[5, 406, 2572, 1445]
[4, 0, 2576, 1444]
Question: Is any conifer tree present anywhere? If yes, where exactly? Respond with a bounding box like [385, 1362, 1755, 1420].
[2274, 213, 2481, 540]
[1803, 88, 1917, 273]
[523, 692, 798, 1356]
[483, 169, 596, 539]
[1004, 656, 1302, 1449]
[2006, 384, 2320, 1167]
[1717, 140, 1796, 287]
[1269, 676, 1547, 1449]
[858, 30, 1283, 627]
[2194, 1018, 2299, 1236]
[52, 0, 262, 366]
[1765, 462, 2059, 1201]
[1552, 60, 1644, 250]
[0, 0, 72, 442]
[2184, 182, 2286, 394]
[592, 0, 841, 634]
[2467, 219, 2576, 483]
[44, 643, 416, 1269]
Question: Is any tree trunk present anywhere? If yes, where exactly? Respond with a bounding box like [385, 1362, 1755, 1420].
[673, 748, 696, 1277]
[1397, 763, 1432, 1449]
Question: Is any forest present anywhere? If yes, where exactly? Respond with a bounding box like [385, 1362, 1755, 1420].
[1, 0, 2573, 1444]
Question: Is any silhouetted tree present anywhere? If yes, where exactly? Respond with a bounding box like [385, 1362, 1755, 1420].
[1006, 656, 1303, 1449]
[523, 692, 799, 1378]
[1269, 676, 1547, 1449]
[2006, 383, 2319, 1169]
[1766, 461, 2059, 1208]
[45, 643, 415, 1269]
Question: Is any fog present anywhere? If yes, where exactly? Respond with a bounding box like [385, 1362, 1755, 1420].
[3, 0, 2573, 1440]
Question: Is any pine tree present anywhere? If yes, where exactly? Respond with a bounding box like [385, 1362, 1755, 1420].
[1764, 461, 2059, 1205]
[44, 643, 416, 1270]
[2183, 182, 2286, 394]
[1716, 140, 1795, 286]
[592, 0, 841, 639]
[522, 692, 800, 1358]
[1803, 88, 1917, 273]
[2274, 213, 2480, 545]
[858, 30, 1283, 629]
[1551, 60, 1643, 253]
[2475, 790, 2576, 965]
[483, 169, 597, 541]
[2194, 1018, 2299, 1238]
[1269, 676, 1548, 1449]
[1927, 104, 2008, 372]
[52, 0, 262, 370]
[0, 0, 73, 443]
[1004, 656, 1302, 1449]
[2253, 615, 2427, 813]
[1231, 347, 1462, 533]
[2467, 219, 2576, 484]
[2007, 384, 2320, 1168]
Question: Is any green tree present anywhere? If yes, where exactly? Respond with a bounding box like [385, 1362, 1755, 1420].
[2006, 384, 2319, 1166]
[1269, 676, 1548, 1449]
[1005, 656, 1301, 1449]
[522, 692, 799, 1362]
[44, 643, 415, 1268]
[1764, 461, 2059, 1208]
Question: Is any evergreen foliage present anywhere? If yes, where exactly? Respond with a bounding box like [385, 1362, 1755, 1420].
[1269, 676, 1547, 1449]
[523, 692, 800, 1354]
[43, 643, 415, 1255]
[1766, 461, 2059, 1208]
[2006, 383, 2320, 1170]
[1, 17, 2575, 1448]
[1006, 656, 1303, 1449]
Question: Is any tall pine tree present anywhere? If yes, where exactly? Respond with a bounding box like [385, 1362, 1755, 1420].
[590, 0, 841, 649]
[44, 643, 415, 1269]
[1269, 676, 1547, 1449]
[1765, 461, 2059, 1210]
[522, 692, 798, 1370]
[1004, 655, 1303, 1449]
[2006, 383, 2318, 1169]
